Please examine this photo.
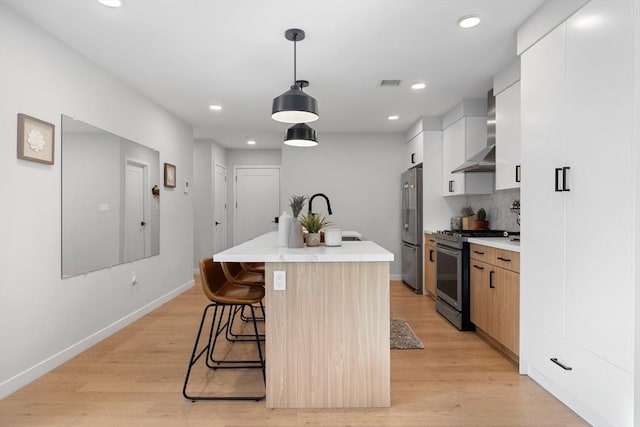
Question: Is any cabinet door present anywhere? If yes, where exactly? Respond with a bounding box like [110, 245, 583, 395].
[492, 267, 520, 355]
[423, 240, 437, 297]
[563, 0, 634, 371]
[470, 260, 491, 333]
[520, 23, 567, 337]
[406, 132, 424, 169]
[495, 81, 521, 190]
[442, 118, 465, 195]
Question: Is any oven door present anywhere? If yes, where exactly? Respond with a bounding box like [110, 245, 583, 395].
[435, 245, 462, 310]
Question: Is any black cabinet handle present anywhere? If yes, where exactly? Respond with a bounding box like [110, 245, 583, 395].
[473, 250, 485, 255]
[562, 166, 571, 191]
[515, 165, 521, 183]
[429, 249, 434, 262]
[555, 168, 563, 192]
[448, 180, 454, 193]
[550, 358, 572, 371]
[489, 271, 495, 288]
[411, 153, 416, 164]
[496, 256, 511, 262]
[473, 264, 484, 270]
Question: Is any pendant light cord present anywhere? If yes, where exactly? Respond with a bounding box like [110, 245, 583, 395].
[293, 33, 297, 87]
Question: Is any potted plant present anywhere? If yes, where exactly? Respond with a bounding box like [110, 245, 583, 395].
[299, 213, 332, 247]
[288, 195, 307, 247]
[474, 208, 489, 230]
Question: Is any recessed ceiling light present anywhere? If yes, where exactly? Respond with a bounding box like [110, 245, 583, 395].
[247, 140, 256, 145]
[411, 82, 427, 90]
[209, 105, 222, 111]
[458, 14, 481, 29]
[97, 0, 123, 7]
[387, 115, 399, 121]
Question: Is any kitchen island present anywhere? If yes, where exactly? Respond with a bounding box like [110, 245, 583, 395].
[214, 232, 394, 408]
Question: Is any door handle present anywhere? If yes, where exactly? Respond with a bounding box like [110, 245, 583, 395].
[215, 221, 221, 226]
[562, 166, 570, 191]
[489, 270, 495, 288]
[140, 221, 146, 226]
[448, 180, 454, 193]
[429, 249, 434, 262]
[515, 165, 521, 183]
[271, 216, 279, 224]
[554, 168, 563, 192]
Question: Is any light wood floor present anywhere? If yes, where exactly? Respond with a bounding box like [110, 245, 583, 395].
[0, 279, 587, 426]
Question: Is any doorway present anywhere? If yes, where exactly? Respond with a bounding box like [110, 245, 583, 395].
[123, 159, 150, 262]
[213, 163, 228, 253]
[233, 166, 280, 245]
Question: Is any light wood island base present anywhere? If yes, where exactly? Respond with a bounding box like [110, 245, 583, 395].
[265, 262, 390, 408]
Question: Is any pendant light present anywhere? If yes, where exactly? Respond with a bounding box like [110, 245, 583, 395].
[284, 123, 318, 147]
[272, 28, 319, 123]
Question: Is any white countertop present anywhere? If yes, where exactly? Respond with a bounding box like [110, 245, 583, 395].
[214, 231, 394, 262]
[467, 237, 520, 252]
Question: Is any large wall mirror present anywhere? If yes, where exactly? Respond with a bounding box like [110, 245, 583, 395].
[61, 115, 160, 278]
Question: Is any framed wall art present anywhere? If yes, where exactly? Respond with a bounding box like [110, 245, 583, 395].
[17, 113, 55, 165]
[164, 163, 176, 187]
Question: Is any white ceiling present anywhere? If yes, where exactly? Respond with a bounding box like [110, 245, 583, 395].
[3, 0, 545, 149]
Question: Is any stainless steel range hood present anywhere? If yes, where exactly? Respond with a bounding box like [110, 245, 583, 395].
[452, 89, 496, 173]
[451, 143, 495, 173]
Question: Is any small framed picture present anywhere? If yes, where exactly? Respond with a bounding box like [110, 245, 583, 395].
[17, 113, 55, 165]
[164, 163, 176, 187]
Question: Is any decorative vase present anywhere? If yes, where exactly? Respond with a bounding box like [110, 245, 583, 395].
[288, 218, 304, 248]
[306, 232, 320, 247]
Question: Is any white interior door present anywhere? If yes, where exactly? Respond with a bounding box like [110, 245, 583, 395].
[234, 166, 280, 245]
[213, 163, 227, 253]
[124, 161, 149, 261]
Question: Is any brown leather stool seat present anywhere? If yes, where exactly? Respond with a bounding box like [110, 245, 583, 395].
[222, 262, 266, 326]
[182, 258, 265, 401]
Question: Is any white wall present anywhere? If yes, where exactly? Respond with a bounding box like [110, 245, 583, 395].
[193, 140, 213, 271]
[0, 5, 194, 397]
[281, 133, 404, 276]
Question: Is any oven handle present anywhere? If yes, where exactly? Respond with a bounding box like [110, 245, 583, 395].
[436, 245, 460, 258]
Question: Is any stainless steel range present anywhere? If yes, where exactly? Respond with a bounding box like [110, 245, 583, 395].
[434, 229, 508, 330]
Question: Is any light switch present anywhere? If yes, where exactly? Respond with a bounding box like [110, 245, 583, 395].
[273, 270, 286, 291]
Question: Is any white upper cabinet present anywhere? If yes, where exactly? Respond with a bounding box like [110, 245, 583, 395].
[404, 131, 423, 169]
[442, 116, 493, 196]
[495, 81, 521, 190]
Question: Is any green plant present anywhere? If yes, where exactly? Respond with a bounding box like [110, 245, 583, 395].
[289, 194, 307, 218]
[476, 208, 487, 221]
[299, 213, 332, 234]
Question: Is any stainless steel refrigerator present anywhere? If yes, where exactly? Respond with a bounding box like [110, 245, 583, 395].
[401, 165, 423, 294]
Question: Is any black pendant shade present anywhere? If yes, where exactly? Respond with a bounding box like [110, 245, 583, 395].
[271, 28, 319, 125]
[284, 123, 318, 147]
[272, 84, 319, 123]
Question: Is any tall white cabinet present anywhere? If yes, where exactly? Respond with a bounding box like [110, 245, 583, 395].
[520, 1, 637, 426]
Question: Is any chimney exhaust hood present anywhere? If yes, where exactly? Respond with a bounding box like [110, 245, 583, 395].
[452, 89, 496, 173]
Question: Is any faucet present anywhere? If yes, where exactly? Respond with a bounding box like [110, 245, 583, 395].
[308, 193, 332, 215]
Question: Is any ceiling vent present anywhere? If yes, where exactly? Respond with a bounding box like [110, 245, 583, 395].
[378, 79, 402, 87]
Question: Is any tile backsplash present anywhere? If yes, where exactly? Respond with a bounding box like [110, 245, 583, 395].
[467, 188, 520, 232]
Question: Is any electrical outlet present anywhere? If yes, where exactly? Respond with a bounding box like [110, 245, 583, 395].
[273, 270, 286, 291]
[131, 271, 137, 285]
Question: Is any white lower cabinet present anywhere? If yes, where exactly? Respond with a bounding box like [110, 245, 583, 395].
[520, 1, 636, 426]
[525, 324, 633, 427]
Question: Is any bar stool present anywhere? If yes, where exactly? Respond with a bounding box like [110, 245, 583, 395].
[182, 258, 265, 401]
[222, 262, 266, 328]
[241, 262, 265, 274]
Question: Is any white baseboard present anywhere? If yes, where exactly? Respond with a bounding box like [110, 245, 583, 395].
[0, 279, 194, 399]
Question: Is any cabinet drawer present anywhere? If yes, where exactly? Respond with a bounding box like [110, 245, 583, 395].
[524, 324, 633, 427]
[492, 248, 520, 273]
[470, 244, 493, 262]
[424, 233, 436, 246]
